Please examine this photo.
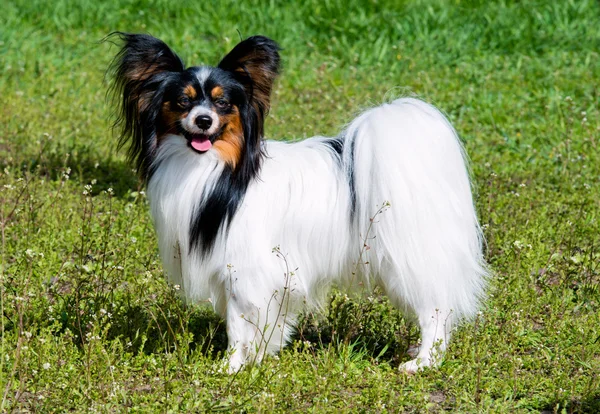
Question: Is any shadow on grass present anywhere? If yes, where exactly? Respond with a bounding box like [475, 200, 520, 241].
[292, 291, 418, 365]
[105, 303, 229, 357]
[51, 289, 414, 363]
[100, 295, 414, 363]
[12, 142, 140, 197]
[44, 293, 229, 357]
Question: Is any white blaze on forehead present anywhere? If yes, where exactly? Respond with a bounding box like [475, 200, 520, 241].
[195, 66, 212, 84]
[182, 106, 220, 136]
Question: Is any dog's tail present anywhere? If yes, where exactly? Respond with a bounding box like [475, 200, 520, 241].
[342, 98, 488, 319]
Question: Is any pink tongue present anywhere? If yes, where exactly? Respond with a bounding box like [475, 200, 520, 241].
[190, 136, 212, 152]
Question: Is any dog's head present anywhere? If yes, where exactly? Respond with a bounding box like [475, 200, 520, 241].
[109, 33, 281, 180]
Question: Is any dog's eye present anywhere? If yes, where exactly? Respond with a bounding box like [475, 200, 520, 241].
[215, 99, 230, 109]
[177, 97, 191, 108]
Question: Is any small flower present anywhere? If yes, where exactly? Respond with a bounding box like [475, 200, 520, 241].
[42, 362, 51, 370]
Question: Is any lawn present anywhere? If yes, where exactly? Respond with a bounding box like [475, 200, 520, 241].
[1, 0, 599, 412]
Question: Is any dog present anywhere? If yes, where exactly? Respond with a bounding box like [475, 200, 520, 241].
[108, 33, 487, 373]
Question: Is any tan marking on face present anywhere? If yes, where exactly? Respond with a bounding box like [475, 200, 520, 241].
[210, 86, 224, 99]
[158, 101, 186, 143]
[213, 105, 243, 169]
[183, 85, 197, 99]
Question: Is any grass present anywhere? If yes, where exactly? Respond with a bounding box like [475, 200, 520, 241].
[1, 0, 599, 411]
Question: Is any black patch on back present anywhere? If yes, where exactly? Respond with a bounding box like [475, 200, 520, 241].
[323, 134, 356, 219]
[346, 132, 357, 219]
[323, 137, 344, 161]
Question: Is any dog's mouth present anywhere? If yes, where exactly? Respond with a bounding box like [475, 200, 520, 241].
[187, 134, 213, 153]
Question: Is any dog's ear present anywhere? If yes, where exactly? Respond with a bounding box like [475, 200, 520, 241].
[109, 32, 184, 111]
[110, 33, 184, 82]
[218, 36, 281, 134]
[107, 32, 185, 180]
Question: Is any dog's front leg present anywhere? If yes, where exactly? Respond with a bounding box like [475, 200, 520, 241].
[223, 276, 296, 373]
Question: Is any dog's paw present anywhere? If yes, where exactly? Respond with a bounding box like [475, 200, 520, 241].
[399, 357, 430, 374]
[226, 363, 242, 374]
[224, 351, 247, 374]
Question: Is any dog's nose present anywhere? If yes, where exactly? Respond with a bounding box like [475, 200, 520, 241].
[195, 115, 213, 130]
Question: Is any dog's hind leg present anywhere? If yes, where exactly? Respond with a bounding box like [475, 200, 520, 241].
[377, 270, 454, 373]
[399, 307, 454, 373]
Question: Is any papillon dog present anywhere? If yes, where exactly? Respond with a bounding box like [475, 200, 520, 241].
[109, 33, 487, 373]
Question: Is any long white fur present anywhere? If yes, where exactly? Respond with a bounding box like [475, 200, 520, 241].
[147, 98, 487, 372]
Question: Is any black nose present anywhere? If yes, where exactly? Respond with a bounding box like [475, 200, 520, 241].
[195, 115, 213, 130]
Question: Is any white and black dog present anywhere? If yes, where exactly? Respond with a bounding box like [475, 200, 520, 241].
[109, 33, 487, 372]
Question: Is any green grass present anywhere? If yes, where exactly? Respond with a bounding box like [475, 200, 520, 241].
[1, 0, 599, 411]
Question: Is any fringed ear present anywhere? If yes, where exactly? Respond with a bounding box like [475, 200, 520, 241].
[218, 36, 281, 138]
[107, 32, 184, 180]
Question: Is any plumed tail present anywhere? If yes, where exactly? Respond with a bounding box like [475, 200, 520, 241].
[343, 98, 488, 319]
